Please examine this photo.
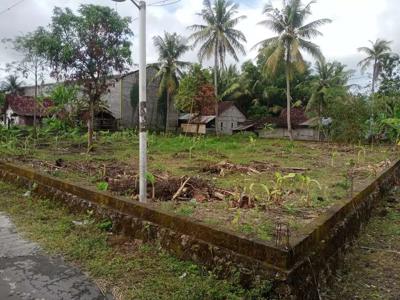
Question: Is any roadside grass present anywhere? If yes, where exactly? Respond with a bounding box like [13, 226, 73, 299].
[0, 181, 273, 300]
[323, 187, 400, 299]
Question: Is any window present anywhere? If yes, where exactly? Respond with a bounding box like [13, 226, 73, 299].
[231, 122, 234, 129]
[220, 122, 223, 129]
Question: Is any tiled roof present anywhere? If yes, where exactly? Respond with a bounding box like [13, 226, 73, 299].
[5, 95, 54, 117]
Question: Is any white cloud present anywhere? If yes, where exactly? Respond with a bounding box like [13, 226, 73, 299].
[0, 0, 398, 85]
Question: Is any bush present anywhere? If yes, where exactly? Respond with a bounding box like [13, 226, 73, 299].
[325, 95, 370, 143]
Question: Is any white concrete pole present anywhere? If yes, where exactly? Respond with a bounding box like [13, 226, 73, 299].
[138, 0, 147, 203]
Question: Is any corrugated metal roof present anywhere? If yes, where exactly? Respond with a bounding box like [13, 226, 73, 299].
[190, 115, 216, 124]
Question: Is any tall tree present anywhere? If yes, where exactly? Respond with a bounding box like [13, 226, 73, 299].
[358, 39, 392, 95]
[188, 0, 247, 104]
[256, 0, 331, 140]
[32, 5, 132, 150]
[0, 75, 24, 95]
[152, 32, 189, 132]
[175, 64, 216, 114]
[307, 59, 352, 139]
[5, 32, 49, 136]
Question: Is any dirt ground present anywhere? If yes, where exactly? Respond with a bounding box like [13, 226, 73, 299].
[1, 134, 398, 242]
[322, 187, 400, 300]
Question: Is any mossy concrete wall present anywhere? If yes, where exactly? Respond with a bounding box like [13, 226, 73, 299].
[0, 160, 399, 299]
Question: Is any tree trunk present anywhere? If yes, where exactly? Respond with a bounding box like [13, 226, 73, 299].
[370, 59, 377, 145]
[87, 99, 94, 151]
[214, 40, 219, 135]
[165, 90, 170, 133]
[371, 59, 377, 95]
[318, 102, 322, 141]
[285, 46, 293, 141]
[33, 64, 38, 139]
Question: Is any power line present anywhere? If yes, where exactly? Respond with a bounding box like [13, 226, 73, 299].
[0, 0, 26, 16]
[148, 0, 181, 7]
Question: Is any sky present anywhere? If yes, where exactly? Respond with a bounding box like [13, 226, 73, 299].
[0, 0, 399, 89]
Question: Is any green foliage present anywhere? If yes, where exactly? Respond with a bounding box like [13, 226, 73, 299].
[0, 182, 274, 299]
[358, 39, 392, 93]
[96, 181, 109, 192]
[32, 5, 133, 148]
[153, 32, 190, 97]
[97, 219, 113, 231]
[325, 95, 370, 142]
[379, 53, 400, 96]
[307, 59, 352, 119]
[175, 64, 214, 113]
[0, 75, 24, 95]
[0, 92, 5, 107]
[188, 0, 246, 96]
[50, 84, 79, 107]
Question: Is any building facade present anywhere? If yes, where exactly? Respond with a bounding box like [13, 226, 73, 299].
[21, 67, 179, 131]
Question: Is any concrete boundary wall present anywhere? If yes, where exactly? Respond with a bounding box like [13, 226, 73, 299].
[0, 159, 399, 299]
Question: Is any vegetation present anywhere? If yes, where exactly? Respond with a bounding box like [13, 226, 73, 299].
[152, 32, 190, 131]
[0, 130, 395, 240]
[31, 5, 133, 150]
[255, 0, 331, 140]
[188, 0, 247, 100]
[358, 39, 392, 94]
[0, 74, 24, 95]
[175, 64, 216, 114]
[0, 181, 273, 300]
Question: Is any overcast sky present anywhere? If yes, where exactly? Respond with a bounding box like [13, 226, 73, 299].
[0, 0, 399, 88]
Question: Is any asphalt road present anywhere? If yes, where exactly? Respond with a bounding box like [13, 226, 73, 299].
[0, 212, 112, 300]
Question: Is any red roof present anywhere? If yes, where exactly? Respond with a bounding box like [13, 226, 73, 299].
[5, 95, 54, 117]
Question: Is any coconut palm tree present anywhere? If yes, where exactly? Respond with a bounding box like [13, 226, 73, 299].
[153, 32, 190, 132]
[0, 75, 24, 95]
[358, 39, 392, 94]
[188, 0, 247, 102]
[255, 0, 331, 140]
[307, 59, 352, 139]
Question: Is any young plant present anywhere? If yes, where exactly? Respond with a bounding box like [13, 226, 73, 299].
[269, 172, 296, 204]
[357, 146, 366, 164]
[146, 172, 156, 199]
[96, 181, 109, 192]
[331, 151, 338, 167]
[346, 159, 356, 198]
[296, 174, 322, 206]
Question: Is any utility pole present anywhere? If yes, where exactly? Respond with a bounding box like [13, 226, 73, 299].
[112, 0, 147, 203]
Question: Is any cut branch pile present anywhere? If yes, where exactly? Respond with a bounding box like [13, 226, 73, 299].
[203, 160, 308, 176]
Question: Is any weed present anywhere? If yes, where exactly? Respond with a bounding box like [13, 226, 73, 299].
[96, 181, 109, 192]
[97, 219, 113, 231]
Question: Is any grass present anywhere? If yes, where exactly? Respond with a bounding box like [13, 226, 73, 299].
[322, 187, 400, 299]
[0, 131, 397, 241]
[0, 181, 273, 300]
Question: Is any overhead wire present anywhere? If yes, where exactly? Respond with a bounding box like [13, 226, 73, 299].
[148, 0, 181, 7]
[0, 0, 26, 16]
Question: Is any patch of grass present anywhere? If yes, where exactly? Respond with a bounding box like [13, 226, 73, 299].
[0, 132, 397, 241]
[176, 202, 196, 216]
[0, 181, 273, 300]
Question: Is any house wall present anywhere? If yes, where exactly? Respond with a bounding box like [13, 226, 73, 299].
[181, 123, 206, 134]
[120, 68, 179, 131]
[216, 106, 247, 135]
[23, 85, 53, 97]
[4, 108, 36, 126]
[258, 128, 320, 141]
[20, 67, 179, 131]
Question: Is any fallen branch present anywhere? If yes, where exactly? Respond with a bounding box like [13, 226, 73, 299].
[172, 177, 191, 201]
[280, 167, 309, 172]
